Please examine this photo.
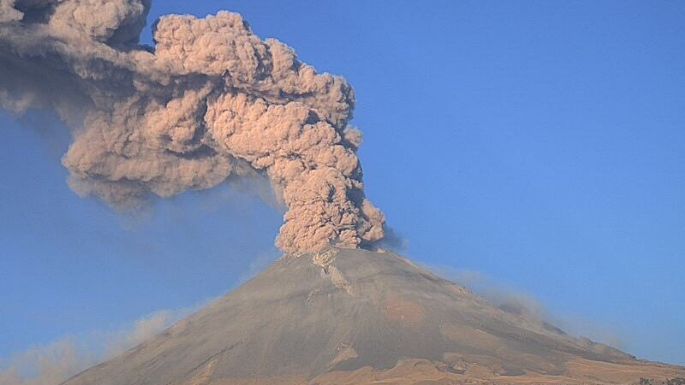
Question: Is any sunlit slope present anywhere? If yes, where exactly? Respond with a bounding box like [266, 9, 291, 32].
[62, 249, 685, 385]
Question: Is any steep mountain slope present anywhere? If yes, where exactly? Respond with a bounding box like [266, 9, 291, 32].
[62, 248, 685, 385]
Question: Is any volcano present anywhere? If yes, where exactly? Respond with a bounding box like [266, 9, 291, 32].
[62, 249, 684, 385]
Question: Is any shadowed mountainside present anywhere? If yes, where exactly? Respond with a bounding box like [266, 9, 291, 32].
[62, 248, 685, 385]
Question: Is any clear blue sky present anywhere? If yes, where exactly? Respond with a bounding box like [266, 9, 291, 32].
[1, 0, 684, 366]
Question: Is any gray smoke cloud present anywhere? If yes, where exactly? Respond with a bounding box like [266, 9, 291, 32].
[0, 0, 385, 254]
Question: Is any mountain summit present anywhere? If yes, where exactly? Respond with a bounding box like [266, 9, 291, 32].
[63, 249, 684, 385]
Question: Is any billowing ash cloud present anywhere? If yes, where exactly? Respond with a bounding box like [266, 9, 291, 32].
[0, 0, 385, 254]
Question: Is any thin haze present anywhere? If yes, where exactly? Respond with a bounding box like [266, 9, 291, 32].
[0, 307, 195, 385]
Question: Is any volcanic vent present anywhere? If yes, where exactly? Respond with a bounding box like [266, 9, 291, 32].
[62, 248, 685, 385]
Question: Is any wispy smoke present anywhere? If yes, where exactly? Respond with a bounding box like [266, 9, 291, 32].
[0, 308, 191, 385]
[431, 265, 627, 350]
[0, 0, 385, 254]
[444, 268, 551, 320]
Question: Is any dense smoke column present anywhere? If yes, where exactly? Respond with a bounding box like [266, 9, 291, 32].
[0, 0, 385, 253]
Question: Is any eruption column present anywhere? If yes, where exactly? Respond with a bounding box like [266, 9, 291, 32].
[0, 0, 385, 253]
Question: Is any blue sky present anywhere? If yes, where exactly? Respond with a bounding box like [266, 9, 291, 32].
[1, 0, 684, 367]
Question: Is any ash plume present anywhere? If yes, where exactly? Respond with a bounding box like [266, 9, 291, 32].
[0, 0, 385, 253]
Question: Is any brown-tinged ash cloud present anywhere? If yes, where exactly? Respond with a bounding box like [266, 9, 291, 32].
[0, 0, 385, 253]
